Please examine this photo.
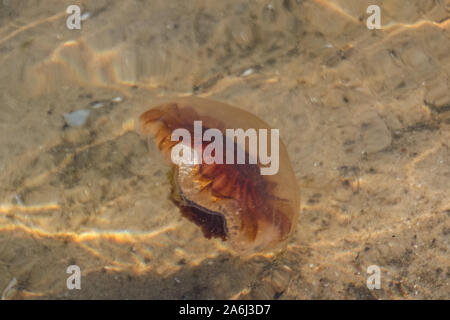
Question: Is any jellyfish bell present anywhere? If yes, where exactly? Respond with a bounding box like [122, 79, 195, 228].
[138, 96, 300, 254]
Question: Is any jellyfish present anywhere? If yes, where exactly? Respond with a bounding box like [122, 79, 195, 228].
[138, 97, 300, 254]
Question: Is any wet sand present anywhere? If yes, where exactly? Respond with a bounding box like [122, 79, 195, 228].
[0, 0, 449, 299]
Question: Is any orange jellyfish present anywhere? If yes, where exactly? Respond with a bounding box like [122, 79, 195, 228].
[138, 97, 300, 254]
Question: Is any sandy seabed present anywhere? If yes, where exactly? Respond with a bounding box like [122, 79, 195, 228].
[0, 0, 449, 299]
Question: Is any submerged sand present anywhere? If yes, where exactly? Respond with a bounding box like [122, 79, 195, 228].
[0, 0, 449, 299]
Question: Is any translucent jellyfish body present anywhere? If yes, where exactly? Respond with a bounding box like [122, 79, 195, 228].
[138, 97, 299, 254]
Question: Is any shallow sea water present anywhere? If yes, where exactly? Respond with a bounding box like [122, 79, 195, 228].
[0, 0, 449, 299]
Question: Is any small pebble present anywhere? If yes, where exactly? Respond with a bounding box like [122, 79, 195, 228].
[64, 109, 90, 127]
[91, 101, 105, 109]
[241, 68, 254, 77]
[111, 96, 123, 103]
[166, 23, 176, 30]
